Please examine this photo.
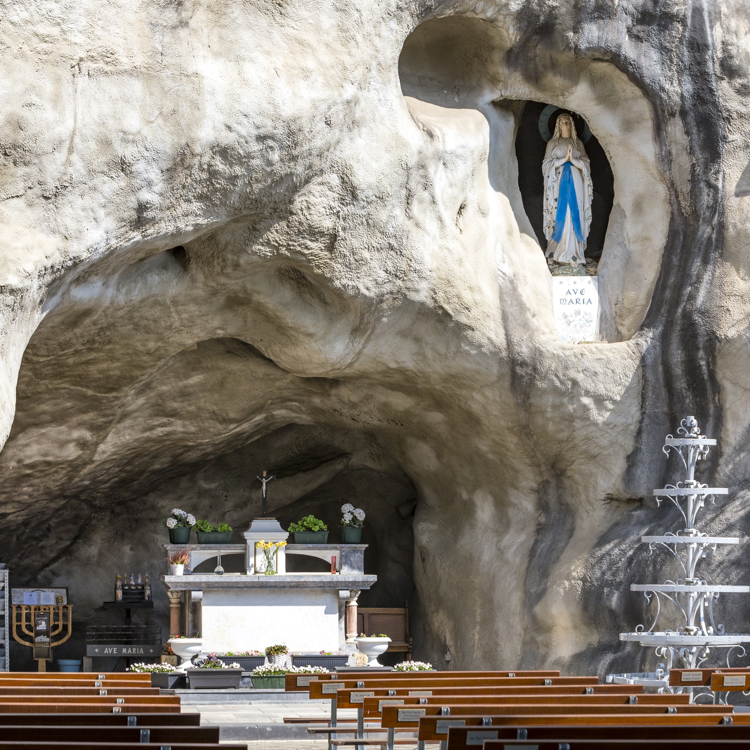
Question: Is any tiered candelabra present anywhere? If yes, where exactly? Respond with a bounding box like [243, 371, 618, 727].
[612, 416, 750, 690]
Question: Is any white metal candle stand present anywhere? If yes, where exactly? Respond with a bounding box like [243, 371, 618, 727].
[609, 416, 750, 696]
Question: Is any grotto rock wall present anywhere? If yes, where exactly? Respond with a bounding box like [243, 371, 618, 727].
[1, 0, 750, 673]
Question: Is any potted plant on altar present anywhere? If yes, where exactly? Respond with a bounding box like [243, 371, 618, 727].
[292, 650, 350, 669]
[164, 508, 196, 544]
[166, 547, 190, 576]
[187, 653, 243, 689]
[217, 650, 265, 671]
[354, 634, 391, 667]
[264, 643, 288, 667]
[251, 663, 328, 690]
[195, 520, 233, 544]
[288, 515, 328, 544]
[339, 503, 365, 543]
[128, 661, 184, 689]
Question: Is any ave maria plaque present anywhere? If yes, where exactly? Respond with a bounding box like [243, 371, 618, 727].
[552, 276, 599, 343]
[86, 644, 161, 657]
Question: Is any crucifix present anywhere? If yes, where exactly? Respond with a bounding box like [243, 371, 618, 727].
[256, 470, 276, 517]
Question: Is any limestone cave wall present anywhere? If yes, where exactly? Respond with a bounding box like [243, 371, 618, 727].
[1, 0, 750, 674]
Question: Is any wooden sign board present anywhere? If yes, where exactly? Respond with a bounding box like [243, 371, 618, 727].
[86, 644, 161, 657]
[11, 588, 68, 606]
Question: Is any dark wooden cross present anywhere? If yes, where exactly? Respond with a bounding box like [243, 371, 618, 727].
[256, 470, 276, 516]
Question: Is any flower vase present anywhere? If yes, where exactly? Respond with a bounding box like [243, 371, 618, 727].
[169, 527, 191, 544]
[263, 551, 276, 575]
[341, 525, 363, 544]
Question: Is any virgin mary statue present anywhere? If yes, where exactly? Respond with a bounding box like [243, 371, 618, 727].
[542, 113, 593, 266]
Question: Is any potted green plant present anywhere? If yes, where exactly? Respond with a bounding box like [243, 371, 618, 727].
[251, 663, 328, 690]
[195, 520, 233, 544]
[128, 661, 184, 689]
[288, 515, 328, 544]
[186, 653, 243, 689]
[339, 503, 365, 543]
[164, 508, 196, 544]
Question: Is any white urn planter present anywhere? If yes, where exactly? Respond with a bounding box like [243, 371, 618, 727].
[354, 636, 391, 667]
[168, 637, 203, 671]
[169, 563, 184, 576]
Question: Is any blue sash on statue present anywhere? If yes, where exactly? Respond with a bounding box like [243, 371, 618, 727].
[552, 162, 583, 242]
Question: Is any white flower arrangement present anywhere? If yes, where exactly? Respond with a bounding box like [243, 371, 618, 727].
[128, 662, 178, 673]
[341, 504, 365, 528]
[192, 653, 240, 669]
[252, 664, 329, 676]
[164, 508, 196, 529]
[394, 661, 433, 672]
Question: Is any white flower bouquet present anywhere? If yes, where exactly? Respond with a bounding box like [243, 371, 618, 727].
[252, 663, 329, 676]
[394, 661, 433, 672]
[164, 508, 197, 529]
[340, 503, 366, 528]
[128, 662, 178, 673]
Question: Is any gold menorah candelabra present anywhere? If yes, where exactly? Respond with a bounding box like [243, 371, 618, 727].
[12, 605, 73, 672]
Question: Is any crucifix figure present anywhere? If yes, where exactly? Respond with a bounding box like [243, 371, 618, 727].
[256, 470, 276, 517]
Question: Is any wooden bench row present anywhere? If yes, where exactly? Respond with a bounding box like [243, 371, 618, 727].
[285, 668, 750, 749]
[0, 673, 243, 748]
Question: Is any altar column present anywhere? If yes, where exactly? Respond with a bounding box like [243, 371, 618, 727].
[346, 590, 360, 643]
[168, 590, 183, 636]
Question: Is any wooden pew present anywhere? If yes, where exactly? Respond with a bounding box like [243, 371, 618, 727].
[286, 670, 561, 692]
[445, 723, 750, 750]
[302, 673, 590, 748]
[0, 673, 150, 682]
[669, 668, 750, 689]
[379, 704, 732, 750]
[311, 692, 695, 746]
[0, 747, 229, 750]
[483, 742, 750, 749]
[0, 725, 220, 742]
[0, 713, 200, 725]
[0, 670, 238, 748]
[710, 672, 750, 692]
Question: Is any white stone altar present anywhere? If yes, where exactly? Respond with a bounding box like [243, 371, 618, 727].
[552, 276, 599, 343]
[162, 518, 376, 653]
